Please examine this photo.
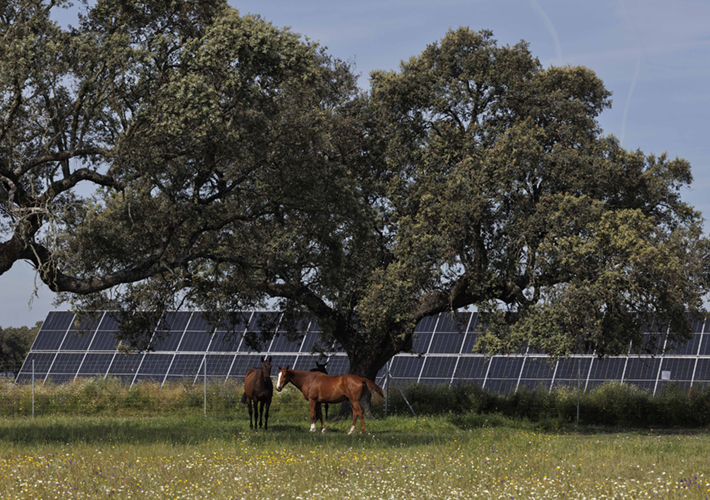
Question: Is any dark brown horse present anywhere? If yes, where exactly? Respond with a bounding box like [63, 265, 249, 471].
[242, 356, 273, 430]
[275, 366, 384, 434]
[310, 361, 329, 419]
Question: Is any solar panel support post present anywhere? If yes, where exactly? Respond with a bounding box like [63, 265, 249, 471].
[384, 361, 389, 418]
[576, 360, 581, 426]
[32, 359, 35, 418]
[203, 357, 207, 417]
[382, 359, 415, 417]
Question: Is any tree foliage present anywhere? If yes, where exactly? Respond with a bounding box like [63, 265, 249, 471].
[1, 5, 707, 380]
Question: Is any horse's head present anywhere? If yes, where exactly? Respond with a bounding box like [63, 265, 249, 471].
[261, 356, 272, 375]
[275, 366, 291, 392]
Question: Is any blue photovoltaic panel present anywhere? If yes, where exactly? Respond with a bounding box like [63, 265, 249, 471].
[624, 357, 661, 381]
[390, 356, 424, 379]
[60, 330, 95, 351]
[487, 356, 524, 379]
[453, 357, 488, 381]
[521, 357, 555, 379]
[208, 331, 242, 352]
[42, 311, 75, 331]
[204, 354, 235, 377]
[137, 354, 174, 376]
[229, 355, 262, 379]
[691, 316, 705, 333]
[659, 357, 695, 381]
[248, 312, 280, 333]
[666, 334, 701, 355]
[159, 311, 193, 333]
[68, 314, 102, 335]
[414, 315, 437, 333]
[32, 330, 67, 351]
[323, 356, 349, 376]
[486, 379, 516, 394]
[150, 330, 183, 352]
[51, 353, 85, 375]
[178, 331, 212, 352]
[428, 333, 464, 354]
[109, 353, 144, 376]
[460, 333, 479, 354]
[78, 354, 114, 375]
[556, 357, 593, 380]
[434, 312, 469, 333]
[89, 330, 120, 351]
[411, 332, 432, 353]
[97, 313, 120, 331]
[699, 334, 710, 355]
[167, 354, 203, 378]
[269, 332, 302, 353]
[587, 357, 625, 381]
[420, 356, 457, 379]
[294, 355, 327, 371]
[693, 359, 710, 383]
[634, 334, 665, 353]
[20, 352, 56, 375]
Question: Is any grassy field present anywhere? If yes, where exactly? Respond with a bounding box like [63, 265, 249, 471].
[1, 409, 709, 499]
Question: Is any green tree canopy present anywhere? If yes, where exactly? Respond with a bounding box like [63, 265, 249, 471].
[1, 0, 365, 347]
[186, 28, 710, 380]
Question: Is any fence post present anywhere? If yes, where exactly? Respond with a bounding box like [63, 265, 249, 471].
[32, 359, 35, 418]
[385, 360, 389, 418]
[577, 360, 581, 425]
[204, 357, 207, 417]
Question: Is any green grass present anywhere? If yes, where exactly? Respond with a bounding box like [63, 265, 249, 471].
[2, 378, 710, 498]
[1, 413, 709, 499]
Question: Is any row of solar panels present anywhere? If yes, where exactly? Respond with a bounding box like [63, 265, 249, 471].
[17, 310, 710, 395]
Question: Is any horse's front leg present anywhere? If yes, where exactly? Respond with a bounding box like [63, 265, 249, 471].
[257, 399, 264, 429]
[315, 402, 326, 433]
[264, 400, 271, 431]
[308, 399, 318, 432]
[247, 398, 254, 430]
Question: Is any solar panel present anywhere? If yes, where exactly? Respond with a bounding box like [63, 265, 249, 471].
[587, 357, 624, 381]
[78, 353, 114, 376]
[17, 310, 710, 396]
[204, 354, 236, 377]
[419, 356, 457, 380]
[60, 330, 94, 351]
[624, 357, 661, 381]
[659, 357, 695, 381]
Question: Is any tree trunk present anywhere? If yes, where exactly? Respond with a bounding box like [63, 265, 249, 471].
[331, 347, 393, 421]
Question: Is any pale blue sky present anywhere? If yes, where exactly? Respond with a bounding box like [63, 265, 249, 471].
[2, 0, 709, 327]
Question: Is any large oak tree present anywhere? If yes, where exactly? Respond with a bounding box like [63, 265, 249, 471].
[2, 4, 707, 382]
[185, 28, 709, 382]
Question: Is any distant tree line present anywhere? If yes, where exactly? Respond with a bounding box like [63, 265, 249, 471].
[0, 322, 41, 377]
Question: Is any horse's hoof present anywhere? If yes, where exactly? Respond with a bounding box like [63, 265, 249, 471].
[321, 428, 326, 433]
[348, 425, 356, 435]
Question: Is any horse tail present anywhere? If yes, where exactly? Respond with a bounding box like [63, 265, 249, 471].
[362, 378, 385, 400]
[240, 392, 247, 405]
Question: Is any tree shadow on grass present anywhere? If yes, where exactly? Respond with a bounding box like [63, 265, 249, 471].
[0, 415, 468, 447]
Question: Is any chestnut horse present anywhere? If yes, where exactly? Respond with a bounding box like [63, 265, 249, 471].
[275, 366, 384, 434]
[241, 356, 273, 430]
